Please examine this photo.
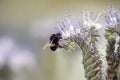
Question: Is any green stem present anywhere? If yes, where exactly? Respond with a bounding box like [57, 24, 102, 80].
[106, 37, 118, 80]
[79, 42, 102, 80]
[116, 39, 120, 79]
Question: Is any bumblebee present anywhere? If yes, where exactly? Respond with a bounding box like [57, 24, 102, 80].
[49, 32, 63, 51]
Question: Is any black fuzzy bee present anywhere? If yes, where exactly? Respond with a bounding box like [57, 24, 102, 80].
[49, 32, 63, 51]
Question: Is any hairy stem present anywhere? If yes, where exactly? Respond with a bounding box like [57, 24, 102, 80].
[78, 41, 102, 80]
[105, 32, 118, 80]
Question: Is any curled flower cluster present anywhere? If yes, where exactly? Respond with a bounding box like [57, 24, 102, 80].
[53, 5, 120, 80]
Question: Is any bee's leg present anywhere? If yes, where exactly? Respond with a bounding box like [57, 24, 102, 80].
[58, 44, 64, 48]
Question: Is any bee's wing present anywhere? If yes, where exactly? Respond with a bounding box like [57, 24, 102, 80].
[43, 42, 49, 50]
[43, 40, 53, 50]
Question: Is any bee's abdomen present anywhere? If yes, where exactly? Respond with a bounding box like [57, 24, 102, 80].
[50, 44, 58, 51]
[50, 43, 56, 47]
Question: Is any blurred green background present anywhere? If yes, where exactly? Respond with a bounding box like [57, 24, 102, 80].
[0, 0, 120, 80]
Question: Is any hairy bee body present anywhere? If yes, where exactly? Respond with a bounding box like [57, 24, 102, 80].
[50, 43, 58, 51]
[49, 33, 62, 51]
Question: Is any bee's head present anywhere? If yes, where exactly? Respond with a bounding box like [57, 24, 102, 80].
[56, 32, 61, 36]
[56, 32, 62, 39]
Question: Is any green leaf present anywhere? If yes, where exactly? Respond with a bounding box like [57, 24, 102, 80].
[86, 63, 96, 72]
[108, 34, 116, 40]
[105, 31, 116, 40]
[88, 70, 97, 78]
[85, 57, 95, 67]
[66, 42, 76, 52]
